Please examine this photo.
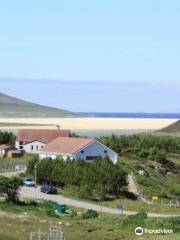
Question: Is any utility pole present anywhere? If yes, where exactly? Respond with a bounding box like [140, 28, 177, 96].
[56, 125, 60, 131]
[34, 165, 37, 201]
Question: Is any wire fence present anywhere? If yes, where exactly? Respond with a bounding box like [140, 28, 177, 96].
[0, 163, 26, 172]
[30, 226, 65, 240]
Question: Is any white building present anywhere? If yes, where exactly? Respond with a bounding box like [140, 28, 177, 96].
[18, 140, 46, 154]
[39, 137, 118, 164]
[15, 129, 70, 154]
[0, 144, 12, 157]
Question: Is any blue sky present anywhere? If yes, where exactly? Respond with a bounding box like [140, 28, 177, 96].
[0, 1, 180, 112]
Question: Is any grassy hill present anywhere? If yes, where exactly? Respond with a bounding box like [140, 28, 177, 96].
[0, 92, 77, 117]
[160, 120, 180, 133]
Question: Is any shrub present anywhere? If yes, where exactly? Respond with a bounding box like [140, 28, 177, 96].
[122, 211, 147, 228]
[120, 191, 138, 200]
[169, 184, 180, 196]
[82, 210, 98, 219]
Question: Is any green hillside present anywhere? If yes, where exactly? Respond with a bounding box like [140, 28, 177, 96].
[160, 120, 180, 133]
[0, 92, 77, 117]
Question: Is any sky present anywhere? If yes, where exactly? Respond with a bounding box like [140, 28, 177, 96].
[0, 0, 180, 112]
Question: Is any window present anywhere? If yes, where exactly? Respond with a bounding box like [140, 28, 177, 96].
[31, 146, 34, 151]
[20, 146, 23, 150]
[86, 156, 98, 160]
[104, 150, 107, 154]
[36, 145, 38, 150]
[81, 150, 84, 154]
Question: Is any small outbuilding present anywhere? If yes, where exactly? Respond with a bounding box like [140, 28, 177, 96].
[0, 144, 12, 157]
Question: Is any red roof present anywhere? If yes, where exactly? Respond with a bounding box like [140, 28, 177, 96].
[41, 137, 94, 155]
[16, 129, 70, 143]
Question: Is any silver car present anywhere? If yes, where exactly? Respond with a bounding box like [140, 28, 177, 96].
[23, 178, 35, 187]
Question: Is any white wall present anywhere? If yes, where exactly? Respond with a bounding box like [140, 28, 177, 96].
[74, 141, 118, 164]
[39, 141, 118, 164]
[0, 149, 5, 157]
[15, 141, 19, 149]
[39, 152, 73, 160]
[22, 141, 46, 153]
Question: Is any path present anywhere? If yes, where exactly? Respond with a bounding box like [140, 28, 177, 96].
[20, 186, 180, 218]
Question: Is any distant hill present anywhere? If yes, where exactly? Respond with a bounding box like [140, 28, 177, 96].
[160, 120, 180, 133]
[0, 92, 77, 117]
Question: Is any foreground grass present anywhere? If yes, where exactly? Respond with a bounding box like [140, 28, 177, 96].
[0, 201, 179, 240]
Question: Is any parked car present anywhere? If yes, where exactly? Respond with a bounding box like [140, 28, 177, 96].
[23, 178, 36, 187]
[40, 184, 57, 194]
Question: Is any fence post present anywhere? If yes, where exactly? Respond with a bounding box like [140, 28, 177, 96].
[38, 229, 41, 240]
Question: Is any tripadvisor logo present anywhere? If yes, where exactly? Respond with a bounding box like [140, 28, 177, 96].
[135, 226, 173, 236]
[135, 227, 144, 236]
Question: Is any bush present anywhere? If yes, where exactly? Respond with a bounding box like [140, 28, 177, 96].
[82, 210, 98, 219]
[122, 211, 147, 227]
[169, 184, 180, 196]
[30, 157, 127, 201]
[99, 134, 180, 158]
[138, 149, 149, 158]
[120, 191, 138, 200]
[0, 176, 23, 203]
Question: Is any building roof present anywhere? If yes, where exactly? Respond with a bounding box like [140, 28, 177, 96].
[41, 137, 95, 155]
[0, 144, 11, 150]
[16, 129, 70, 143]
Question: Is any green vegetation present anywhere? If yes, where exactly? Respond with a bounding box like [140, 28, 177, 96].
[82, 209, 98, 219]
[27, 157, 128, 201]
[0, 92, 77, 117]
[0, 200, 179, 240]
[99, 134, 180, 159]
[122, 210, 180, 233]
[0, 154, 34, 173]
[0, 130, 16, 145]
[160, 120, 180, 134]
[0, 176, 22, 203]
[98, 134, 180, 198]
[27, 133, 180, 207]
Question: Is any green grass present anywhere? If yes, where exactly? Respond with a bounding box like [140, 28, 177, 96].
[0, 153, 34, 163]
[154, 131, 180, 137]
[60, 186, 180, 215]
[0, 201, 179, 240]
[60, 154, 180, 215]
[167, 153, 180, 164]
[100, 198, 180, 214]
[0, 92, 77, 117]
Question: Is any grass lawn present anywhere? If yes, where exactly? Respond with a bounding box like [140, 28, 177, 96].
[60, 186, 180, 215]
[0, 201, 179, 240]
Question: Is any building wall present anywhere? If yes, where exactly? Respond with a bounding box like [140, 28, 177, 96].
[74, 141, 118, 164]
[15, 141, 20, 150]
[39, 152, 72, 160]
[19, 141, 46, 153]
[0, 149, 5, 157]
[39, 141, 118, 164]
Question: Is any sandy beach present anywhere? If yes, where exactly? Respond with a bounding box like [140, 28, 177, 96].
[0, 118, 177, 131]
